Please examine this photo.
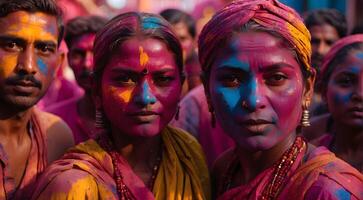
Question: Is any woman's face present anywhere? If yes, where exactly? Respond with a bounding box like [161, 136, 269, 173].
[326, 50, 363, 129]
[100, 37, 182, 137]
[208, 32, 312, 151]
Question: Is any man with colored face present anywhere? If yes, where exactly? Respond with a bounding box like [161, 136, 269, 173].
[305, 9, 347, 71]
[0, 0, 74, 199]
[47, 16, 107, 144]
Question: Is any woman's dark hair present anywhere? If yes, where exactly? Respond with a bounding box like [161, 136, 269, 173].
[304, 9, 347, 38]
[160, 8, 196, 39]
[0, 0, 64, 45]
[65, 16, 108, 48]
[93, 12, 183, 92]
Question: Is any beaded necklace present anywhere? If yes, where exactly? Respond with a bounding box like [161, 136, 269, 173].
[98, 134, 162, 200]
[220, 136, 306, 199]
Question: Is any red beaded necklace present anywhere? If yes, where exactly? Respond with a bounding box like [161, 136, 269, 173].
[98, 134, 162, 200]
[220, 136, 306, 199]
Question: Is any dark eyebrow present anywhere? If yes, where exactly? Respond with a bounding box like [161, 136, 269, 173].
[0, 35, 58, 48]
[110, 68, 139, 75]
[260, 63, 296, 72]
[34, 40, 57, 49]
[216, 66, 249, 73]
[0, 35, 26, 46]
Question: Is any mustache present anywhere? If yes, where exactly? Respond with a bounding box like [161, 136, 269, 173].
[5, 74, 42, 88]
[79, 70, 93, 79]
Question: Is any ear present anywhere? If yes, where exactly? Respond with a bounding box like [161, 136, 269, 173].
[302, 68, 316, 107]
[54, 52, 65, 77]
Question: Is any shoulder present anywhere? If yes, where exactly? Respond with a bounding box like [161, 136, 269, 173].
[302, 113, 331, 141]
[35, 169, 98, 200]
[36, 109, 75, 163]
[305, 174, 363, 200]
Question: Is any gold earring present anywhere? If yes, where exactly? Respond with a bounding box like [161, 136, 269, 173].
[301, 100, 310, 127]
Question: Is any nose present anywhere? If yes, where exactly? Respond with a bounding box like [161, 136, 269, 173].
[134, 80, 157, 106]
[352, 78, 363, 102]
[15, 47, 37, 75]
[241, 78, 266, 112]
[84, 51, 93, 70]
[317, 41, 329, 56]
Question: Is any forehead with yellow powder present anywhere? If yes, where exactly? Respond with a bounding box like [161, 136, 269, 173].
[0, 11, 58, 44]
[139, 46, 149, 67]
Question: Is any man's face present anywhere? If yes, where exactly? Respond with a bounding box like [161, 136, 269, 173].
[310, 24, 340, 69]
[172, 22, 194, 60]
[67, 33, 95, 92]
[0, 11, 62, 110]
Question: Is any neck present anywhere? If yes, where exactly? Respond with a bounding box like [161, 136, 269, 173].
[333, 122, 363, 153]
[77, 93, 95, 119]
[0, 106, 33, 140]
[236, 132, 296, 183]
[109, 127, 162, 169]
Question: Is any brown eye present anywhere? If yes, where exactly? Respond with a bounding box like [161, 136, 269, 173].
[36, 43, 55, 55]
[153, 75, 175, 86]
[265, 73, 287, 86]
[219, 75, 241, 88]
[2, 41, 22, 52]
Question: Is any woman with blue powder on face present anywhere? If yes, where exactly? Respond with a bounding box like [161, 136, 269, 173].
[198, 0, 363, 199]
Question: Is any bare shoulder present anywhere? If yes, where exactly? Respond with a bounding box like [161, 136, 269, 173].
[37, 110, 75, 163]
[302, 113, 331, 141]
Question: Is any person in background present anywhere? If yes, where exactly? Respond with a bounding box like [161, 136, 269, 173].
[160, 8, 202, 93]
[32, 12, 210, 200]
[198, 0, 363, 199]
[304, 9, 347, 116]
[0, 0, 74, 199]
[303, 34, 363, 173]
[47, 16, 108, 144]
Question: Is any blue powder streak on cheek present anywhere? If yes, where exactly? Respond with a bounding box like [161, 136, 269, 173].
[355, 52, 363, 60]
[334, 188, 350, 200]
[334, 93, 351, 104]
[37, 58, 48, 75]
[217, 87, 240, 114]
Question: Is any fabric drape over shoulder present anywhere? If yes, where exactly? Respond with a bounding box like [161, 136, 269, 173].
[218, 147, 363, 200]
[32, 126, 210, 200]
[0, 108, 48, 200]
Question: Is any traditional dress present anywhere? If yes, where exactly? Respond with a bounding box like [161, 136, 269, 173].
[217, 146, 363, 200]
[0, 108, 62, 199]
[32, 126, 210, 200]
[171, 85, 234, 167]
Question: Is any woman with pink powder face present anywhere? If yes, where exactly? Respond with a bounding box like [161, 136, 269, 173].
[198, 0, 363, 199]
[32, 12, 210, 200]
[303, 34, 363, 173]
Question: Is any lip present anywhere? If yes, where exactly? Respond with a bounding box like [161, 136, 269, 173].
[240, 119, 273, 133]
[348, 106, 363, 118]
[128, 111, 160, 123]
[10, 82, 38, 95]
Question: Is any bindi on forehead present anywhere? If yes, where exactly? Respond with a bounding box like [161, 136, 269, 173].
[139, 46, 150, 67]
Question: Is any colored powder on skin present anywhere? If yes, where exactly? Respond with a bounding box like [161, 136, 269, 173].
[7, 13, 57, 43]
[141, 81, 156, 104]
[334, 93, 351, 104]
[37, 58, 48, 75]
[355, 52, 363, 60]
[109, 86, 133, 103]
[0, 54, 17, 78]
[334, 188, 350, 200]
[139, 46, 149, 67]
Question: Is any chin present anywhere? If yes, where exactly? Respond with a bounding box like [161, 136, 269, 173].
[2, 95, 39, 111]
[127, 124, 163, 138]
[234, 135, 277, 152]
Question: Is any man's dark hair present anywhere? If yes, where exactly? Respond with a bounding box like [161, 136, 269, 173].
[160, 8, 196, 38]
[0, 0, 64, 45]
[304, 9, 347, 38]
[65, 16, 108, 48]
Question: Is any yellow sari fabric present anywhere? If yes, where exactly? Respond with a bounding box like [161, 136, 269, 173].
[32, 126, 210, 200]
